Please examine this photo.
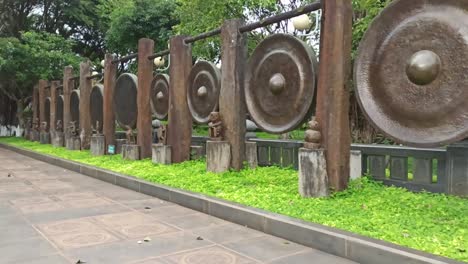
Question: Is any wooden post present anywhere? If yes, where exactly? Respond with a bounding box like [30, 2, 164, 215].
[316, 0, 353, 191]
[63, 66, 74, 139]
[38, 80, 47, 130]
[32, 84, 39, 125]
[220, 19, 247, 170]
[167, 36, 192, 163]
[103, 54, 117, 151]
[137, 38, 155, 159]
[49, 81, 59, 134]
[79, 60, 92, 149]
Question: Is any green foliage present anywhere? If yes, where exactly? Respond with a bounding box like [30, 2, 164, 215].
[103, 0, 178, 55]
[351, 0, 392, 57]
[0, 31, 81, 100]
[2, 137, 467, 262]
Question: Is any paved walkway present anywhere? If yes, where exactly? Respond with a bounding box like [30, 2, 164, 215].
[0, 148, 356, 264]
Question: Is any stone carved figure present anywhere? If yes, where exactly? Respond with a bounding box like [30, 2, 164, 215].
[158, 124, 167, 145]
[33, 118, 39, 132]
[304, 117, 321, 149]
[208, 112, 223, 141]
[93, 121, 102, 136]
[56, 120, 63, 132]
[124, 125, 136, 144]
[69, 121, 78, 137]
[41, 121, 48, 132]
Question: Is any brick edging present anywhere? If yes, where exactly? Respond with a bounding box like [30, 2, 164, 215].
[0, 143, 462, 264]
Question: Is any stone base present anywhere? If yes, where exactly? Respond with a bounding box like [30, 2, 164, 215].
[66, 136, 81, 150]
[350, 150, 362, 180]
[91, 135, 105, 156]
[30, 131, 40, 142]
[298, 148, 329, 198]
[52, 132, 64, 147]
[190, 145, 204, 160]
[152, 144, 171, 164]
[40, 132, 50, 144]
[115, 139, 128, 154]
[122, 144, 140, 160]
[206, 141, 231, 173]
[245, 141, 258, 169]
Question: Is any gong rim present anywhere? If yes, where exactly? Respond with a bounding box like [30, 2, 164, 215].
[151, 74, 169, 120]
[245, 34, 318, 134]
[354, 0, 468, 147]
[114, 73, 138, 129]
[187, 61, 221, 124]
[90, 84, 104, 132]
[70, 90, 80, 127]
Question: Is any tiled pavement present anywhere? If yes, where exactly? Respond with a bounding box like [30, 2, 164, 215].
[0, 148, 357, 264]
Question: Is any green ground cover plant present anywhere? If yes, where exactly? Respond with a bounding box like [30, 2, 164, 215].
[1, 137, 467, 261]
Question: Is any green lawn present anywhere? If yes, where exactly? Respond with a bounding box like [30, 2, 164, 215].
[1, 137, 467, 262]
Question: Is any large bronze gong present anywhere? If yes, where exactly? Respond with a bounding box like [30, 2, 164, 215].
[355, 0, 468, 147]
[56, 95, 64, 129]
[114, 73, 138, 129]
[90, 84, 104, 132]
[151, 74, 169, 120]
[187, 61, 221, 124]
[44, 97, 51, 131]
[245, 34, 318, 134]
[70, 90, 80, 127]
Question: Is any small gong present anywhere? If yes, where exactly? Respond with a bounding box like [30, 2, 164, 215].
[151, 74, 170, 120]
[245, 34, 318, 134]
[70, 89, 80, 127]
[90, 84, 104, 133]
[187, 61, 221, 124]
[114, 73, 138, 129]
[354, 0, 468, 147]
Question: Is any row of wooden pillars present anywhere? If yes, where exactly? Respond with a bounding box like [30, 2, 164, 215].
[32, 0, 352, 192]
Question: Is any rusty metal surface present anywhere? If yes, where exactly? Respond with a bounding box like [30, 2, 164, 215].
[355, 0, 468, 147]
[56, 95, 64, 129]
[90, 84, 104, 133]
[114, 73, 138, 129]
[188, 61, 221, 124]
[151, 74, 170, 120]
[245, 34, 318, 134]
[70, 90, 80, 127]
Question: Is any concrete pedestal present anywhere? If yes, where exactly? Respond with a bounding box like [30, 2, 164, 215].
[30, 131, 40, 142]
[52, 132, 64, 148]
[206, 141, 231, 173]
[152, 144, 171, 164]
[91, 135, 105, 156]
[446, 141, 468, 196]
[66, 136, 81, 150]
[298, 148, 329, 197]
[40, 132, 50, 144]
[190, 145, 204, 160]
[115, 139, 128, 154]
[350, 150, 362, 180]
[122, 144, 140, 160]
[245, 141, 258, 169]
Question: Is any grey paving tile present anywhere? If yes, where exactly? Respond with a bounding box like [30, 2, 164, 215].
[64, 231, 213, 263]
[268, 249, 358, 264]
[6, 254, 71, 264]
[0, 237, 58, 263]
[191, 223, 264, 244]
[168, 213, 228, 230]
[223, 235, 307, 262]
[119, 198, 173, 211]
[142, 205, 199, 220]
[161, 245, 259, 264]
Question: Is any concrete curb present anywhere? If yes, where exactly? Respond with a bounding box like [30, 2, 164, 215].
[0, 143, 463, 264]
